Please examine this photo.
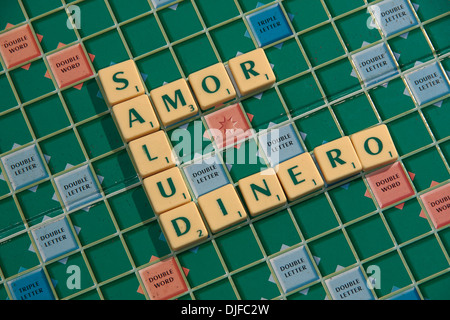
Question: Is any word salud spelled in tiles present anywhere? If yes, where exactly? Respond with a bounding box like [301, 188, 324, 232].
[369, 0, 418, 37]
[351, 43, 398, 87]
[112, 94, 160, 142]
[246, 3, 293, 47]
[150, 78, 199, 127]
[404, 62, 450, 106]
[238, 168, 287, 217]
[7, 268, 55, 300]
[350, 124, 398, 171]
[188, 62, 237, 111]
[139, 257, 188, 300]
[54, 164, 102, 211]
[366, 161, 414, 208]
[197, 184, 248, 233]
[1, 144, 49, 191]
[30, 217, 78, 262]
[143, 166, 191, 215]
[228, 48, 276, 97]
[159, 202, 209, 251]
[314, 136, 362, 184]
[98, 59, 145, 106]
[325, 267, 374, 300]
[275, 152, 325, 202]
[47, 44, 94, 89]
[183, 154, 230, 198]
[420, 183, 450, 229]
[0, 24, 41, 68]
[269, 246, 319, 293]
[129, 130, 176, 178]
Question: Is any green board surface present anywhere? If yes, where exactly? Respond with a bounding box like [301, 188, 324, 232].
[0, 0, 449, 301]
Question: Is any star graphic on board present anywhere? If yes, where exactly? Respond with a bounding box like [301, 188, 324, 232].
[218, 116, 239, 135]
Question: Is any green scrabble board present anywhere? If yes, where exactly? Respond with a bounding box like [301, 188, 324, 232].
[0, 0, 449, 302]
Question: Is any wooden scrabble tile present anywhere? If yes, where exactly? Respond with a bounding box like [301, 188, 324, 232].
[129, 130, 176, 178]
[314, 136, 362, 184]
[47, 43, 94, 89]
[159, 202, 208, 251]
[138, 257, 188, 300]
[228, 48, 276, 96]
[350, 124, 398, 171]
[188, 62, 237, 111]
[112, 94, 160, 142]
[275, 152, 324, 201]
[0, 24, 41, 68]
[98, 59, 145, 106]
[238, 168, 287, 217]
[149, 78, 198, 127]
[197, 184, 248, 233]
[143, 167, 191, 215]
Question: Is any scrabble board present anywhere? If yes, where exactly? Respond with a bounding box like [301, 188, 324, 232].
[0, 0, 449, 302]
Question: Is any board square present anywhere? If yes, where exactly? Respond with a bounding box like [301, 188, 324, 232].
[30, 216, 78, 262]
[404, 62, 450, 106]
[366, 161, 415, 208]
[47, 44, 94, 89]
[204, 103, 252, 149]
[1, 144, 49, 191]
[325, 267, 374, 300]
[351, 42, 399, 87]
[7, 268, 54, 300]
[54, 164, 102, 211]
[0, 24, 41, 68]
[269, 246, 319, 293]
[420, 183, 450, 229]
[182, 154, 230, 197]
[139, 257, 188, 300]
[369, 0, 418, 37]
[246, 4, 293, 47]
[258, 123, 304, 166]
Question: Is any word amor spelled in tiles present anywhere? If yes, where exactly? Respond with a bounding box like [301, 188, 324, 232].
[150, 78, 199, 127]
[228, 48, 276, 97]
[189, 62, 237, 111]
